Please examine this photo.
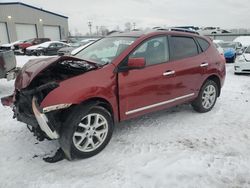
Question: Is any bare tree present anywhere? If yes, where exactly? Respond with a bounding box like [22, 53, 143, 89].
[124, 22, 132, 32]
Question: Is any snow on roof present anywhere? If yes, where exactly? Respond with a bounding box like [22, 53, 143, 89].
[234, 36, 250, 47]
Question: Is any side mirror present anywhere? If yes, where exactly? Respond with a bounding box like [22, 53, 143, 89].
[127, 58, 145, 69]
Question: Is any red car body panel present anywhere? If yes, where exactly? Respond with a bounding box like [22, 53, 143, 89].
[39, 64, 120, 122]
[2, 31, 226, 125]
[18, 42, 33, 50]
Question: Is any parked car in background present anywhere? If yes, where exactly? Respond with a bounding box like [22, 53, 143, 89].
[57, 43, 81, 56]
[218, 42, 242, 62]
[233, 36, 250, 48]
[213, 39, 224, 44]
[199, 27, 223, 35]
[1, 30, 226, 161]
[58, 38, 100, 56]
[26, 41, 69, 56]
[234, 45, 250, 74]
[14, 38, 51, 54]
[0, 51, 19, 81]
[0, 40, 25, 51]
[70, 41, 96, 56]
[214, 43, 224, 56]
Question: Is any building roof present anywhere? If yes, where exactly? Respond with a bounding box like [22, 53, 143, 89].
[0, 2, 68, 19]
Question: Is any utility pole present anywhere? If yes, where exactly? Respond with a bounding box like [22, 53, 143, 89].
[88, 21, 92, 35]
[133, 22, 136, 30]
[96, 26, 99, 36]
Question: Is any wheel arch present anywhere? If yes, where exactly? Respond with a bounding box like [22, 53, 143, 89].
[79, 97, 116, 123]
[204, 74, 221, 97]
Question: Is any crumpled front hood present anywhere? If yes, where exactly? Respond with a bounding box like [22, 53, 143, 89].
[15, 56, 87, 90]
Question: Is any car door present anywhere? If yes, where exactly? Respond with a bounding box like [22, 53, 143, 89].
[167, 35, 208, 97]
[47, 43, 57, 55]
[54, 43, 65, 55]
[118, 36, 187, 120]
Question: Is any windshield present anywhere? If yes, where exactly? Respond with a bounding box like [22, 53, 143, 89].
[219, 42, 236, 49]
[74, 37, 136, 65]
[24, 38, 34, 43]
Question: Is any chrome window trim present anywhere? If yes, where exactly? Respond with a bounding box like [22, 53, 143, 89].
[125, 93, 195, 115]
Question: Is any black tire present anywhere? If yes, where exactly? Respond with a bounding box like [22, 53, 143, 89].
[191, 80, 219, 113]
[36, 51, 44, 56]
[59, 104, 114, 160]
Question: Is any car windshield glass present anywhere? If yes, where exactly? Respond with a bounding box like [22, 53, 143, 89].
[74, 37, 136, 65]
[219, 42, 236, 49]
[245, 46, 250, 53]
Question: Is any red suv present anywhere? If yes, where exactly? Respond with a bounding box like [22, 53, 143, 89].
[1, 31, 226, 160]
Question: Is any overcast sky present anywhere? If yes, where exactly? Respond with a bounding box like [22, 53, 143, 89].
[1, 0, 250, 34]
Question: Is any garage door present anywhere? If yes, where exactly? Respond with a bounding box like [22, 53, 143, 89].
[0, 22, 9, 45]
[15, 24, 37, 40]
[43, 26, 61, 41]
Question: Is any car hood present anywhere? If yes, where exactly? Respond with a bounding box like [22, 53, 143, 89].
[58, 46, 74, 52]
[26, 44, 43, 50]
[15, 56, 93, 90]
[243, 53, 250, 61]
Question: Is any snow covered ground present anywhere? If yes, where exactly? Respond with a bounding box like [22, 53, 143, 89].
[0, 56, 250, 188]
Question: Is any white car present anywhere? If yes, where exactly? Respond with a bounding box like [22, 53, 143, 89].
[26, 41, 69, 56]
[198, 27, 223, 35]
[213, 42, 224, 56]
[233, 36, 250, 48]
[0, 40, 25, 51]
[213, 39, 224, 44]
[234, 46, 250, 74]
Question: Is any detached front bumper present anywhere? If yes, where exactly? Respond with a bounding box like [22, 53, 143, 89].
[1, 94, 60, 140]
[32, 97, 59, 139]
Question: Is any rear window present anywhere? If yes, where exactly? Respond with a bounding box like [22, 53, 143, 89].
[196, 38, 210, 52]
[169, 36, 199, 60]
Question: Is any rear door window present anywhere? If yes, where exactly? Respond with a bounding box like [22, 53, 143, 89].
[169, 36, 199, 60]
[196, 37, 210, 52]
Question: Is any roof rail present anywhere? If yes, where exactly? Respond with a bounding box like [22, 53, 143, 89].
[153, 27, 199, 35]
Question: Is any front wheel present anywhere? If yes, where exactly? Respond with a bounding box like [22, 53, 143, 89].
[59, 105, 114, 160]
[192, 80, 218, 113]
[36, 51, 44, 56]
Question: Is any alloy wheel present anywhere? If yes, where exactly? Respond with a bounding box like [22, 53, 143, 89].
[202, 85, 217, 109]
[73, 113, 108, 152]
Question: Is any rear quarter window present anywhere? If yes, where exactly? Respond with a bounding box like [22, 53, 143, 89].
[196, 37, 210, 52]
[169, 36, 199, 60]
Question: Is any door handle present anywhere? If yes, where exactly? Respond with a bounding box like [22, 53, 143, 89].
[163, 70, 175, 76]
[200, 62, 209, 67]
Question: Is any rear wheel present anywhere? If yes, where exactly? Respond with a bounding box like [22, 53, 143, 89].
[192, 80, 218, 113]
[59, 105, 114, 160]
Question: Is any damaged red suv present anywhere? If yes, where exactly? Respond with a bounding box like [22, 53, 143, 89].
[1, 30, 226, 160]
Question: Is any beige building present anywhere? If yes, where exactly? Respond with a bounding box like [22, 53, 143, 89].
[0, 2, 68, 44]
